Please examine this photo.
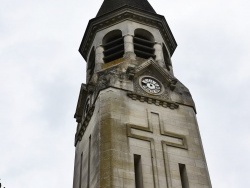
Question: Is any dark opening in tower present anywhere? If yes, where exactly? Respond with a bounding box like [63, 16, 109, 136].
[134, 29, 155, 59]
[179, 163, 190, 188]
[87, 47, 95, 79]
[134, 154, 143, 188]
[103, 30, 124, 63]
[163, 44, 172, 71]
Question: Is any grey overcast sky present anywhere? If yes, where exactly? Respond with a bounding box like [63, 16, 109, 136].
[0, 0, 250, 187]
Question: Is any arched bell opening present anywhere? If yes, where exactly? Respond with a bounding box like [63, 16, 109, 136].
[134, 29, 155, 59]
[102, 30, 124, 63]
[87, 47, 95, 80]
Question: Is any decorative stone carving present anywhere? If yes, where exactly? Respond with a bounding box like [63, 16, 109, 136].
[127, 92, 178, 109]
[97, 75, 110, 91]
[96, 66, 121, 91]
[126, 66, 135, 80]
[74, 84, 88, 123]
[75, 105, 95, 145]
[87, 84, 95, 94]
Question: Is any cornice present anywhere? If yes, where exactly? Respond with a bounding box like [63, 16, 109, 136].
[127, 91, 179, 109]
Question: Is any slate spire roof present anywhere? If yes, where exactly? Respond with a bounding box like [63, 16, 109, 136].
[96, 0, 156, 17]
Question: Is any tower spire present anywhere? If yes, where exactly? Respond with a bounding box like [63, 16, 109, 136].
[97, 0, 156, 17]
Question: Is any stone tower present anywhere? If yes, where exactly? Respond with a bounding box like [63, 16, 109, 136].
[73, 0, 212, 187]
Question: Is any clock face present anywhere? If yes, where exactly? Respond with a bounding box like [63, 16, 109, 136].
[140, 77, 162, 95]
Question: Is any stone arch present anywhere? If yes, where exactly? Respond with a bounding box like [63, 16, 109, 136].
[134, 28, 154, 42]
[102, 30, 124, 63]
[134, 28, 155, 59]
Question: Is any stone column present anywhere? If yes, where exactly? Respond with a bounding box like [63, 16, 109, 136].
[154, 42, 165, 68]
[95, 45, 104, 71]
[124, 34, 136, 59]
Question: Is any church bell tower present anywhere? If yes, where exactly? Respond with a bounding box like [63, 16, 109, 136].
[73, 0, 212, 187]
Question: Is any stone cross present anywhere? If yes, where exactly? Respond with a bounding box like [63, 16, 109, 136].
[127, 110, 188, 188]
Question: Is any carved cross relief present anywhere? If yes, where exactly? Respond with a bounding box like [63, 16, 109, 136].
[127, 110, 188, 188]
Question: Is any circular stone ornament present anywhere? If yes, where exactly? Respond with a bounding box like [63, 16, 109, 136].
[139, 76, 164, 95]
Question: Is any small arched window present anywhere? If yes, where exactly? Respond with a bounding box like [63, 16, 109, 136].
[134, 29, 155, 59]
[162, 45, 172, 70]
[103, 30, 124, 63]
[87, 47, 95, 79]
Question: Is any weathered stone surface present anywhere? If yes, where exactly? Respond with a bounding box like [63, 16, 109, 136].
[73, 1, 212, 187]
[73, 87, 212, 188]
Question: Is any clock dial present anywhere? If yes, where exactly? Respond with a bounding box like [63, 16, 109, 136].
[140, 77, 162, 94]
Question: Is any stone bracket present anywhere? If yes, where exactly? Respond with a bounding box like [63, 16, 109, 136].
[126, 66, 135, 80]
[74, 105, 95, 146]
[87, 84, 95, 94]
[127, 91, 179, 109]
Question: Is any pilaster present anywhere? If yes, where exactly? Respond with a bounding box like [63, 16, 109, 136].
[124, 34, 136, 59]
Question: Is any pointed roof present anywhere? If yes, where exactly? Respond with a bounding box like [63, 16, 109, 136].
[96, 0, 156, 17]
